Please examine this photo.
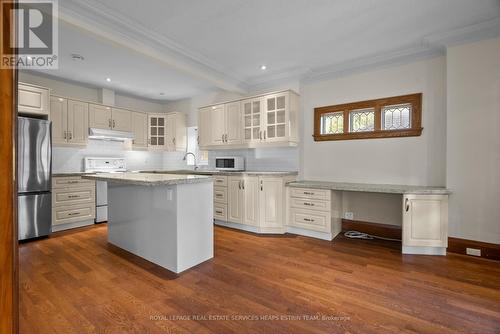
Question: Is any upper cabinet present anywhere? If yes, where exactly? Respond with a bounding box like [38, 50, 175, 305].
[50, 96, 88, 146]
[148, 112, 186, 151]
[131, 112, 148, 149]
[198, 90, 299, 149]
[18, 83, 50, 116]
[89, 104, 131, 132]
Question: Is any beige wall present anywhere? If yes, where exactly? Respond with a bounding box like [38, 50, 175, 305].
[446, 37, 500, 244]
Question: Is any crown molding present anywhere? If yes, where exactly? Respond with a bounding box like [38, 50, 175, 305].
[58, 0, 248, 93]
[56, 1, 500, 94]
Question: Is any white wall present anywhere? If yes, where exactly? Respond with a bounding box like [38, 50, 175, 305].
[446, 37, 500, 244]
[300, 56, 447, 185]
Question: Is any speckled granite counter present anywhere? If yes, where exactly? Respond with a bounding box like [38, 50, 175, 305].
[82, 172, 212, 186]
[52, 172, 96, 177]
[139, 170, 298, 177]
[287, 180, 450, 195]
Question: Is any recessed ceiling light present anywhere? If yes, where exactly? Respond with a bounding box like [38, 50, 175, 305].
[27, 56, 32, 60]
[159, 92, 165, 96]
[106, 78, 111, 82]
[71, 53, 84, 61]
[260, 65, 267, 70]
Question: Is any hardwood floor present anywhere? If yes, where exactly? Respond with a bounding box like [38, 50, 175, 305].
[19, 225, 500, 334]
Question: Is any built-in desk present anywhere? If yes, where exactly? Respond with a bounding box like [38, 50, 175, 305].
[287, 181, 451, 255]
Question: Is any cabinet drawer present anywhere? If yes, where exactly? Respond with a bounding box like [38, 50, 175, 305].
[290, 187, 331, 201]
[289, 208, 331, 233]
[53, 177, 95, 189]
[214, 186, 227, 204]
[52, 203, 95, 226]
[290, 197, 330, 212]
[213, 176, 228, 187]
[214, 203, 227, 221]
[53, 187, 95, 207]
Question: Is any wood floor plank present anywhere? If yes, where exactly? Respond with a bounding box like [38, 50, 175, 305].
[19, 224, 500, 334]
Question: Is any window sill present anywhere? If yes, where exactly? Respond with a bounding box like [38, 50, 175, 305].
[313, 128, 423, 141]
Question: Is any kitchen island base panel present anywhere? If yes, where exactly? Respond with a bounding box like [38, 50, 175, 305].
[107, 182, 213, 274]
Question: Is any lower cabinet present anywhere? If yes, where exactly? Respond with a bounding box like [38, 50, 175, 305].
[402, 194, 448, 254]
[52, 176, 96, 232]
[214, 175, 295, 233]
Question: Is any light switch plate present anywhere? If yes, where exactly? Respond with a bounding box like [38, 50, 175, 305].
[466, 248, 481, 257]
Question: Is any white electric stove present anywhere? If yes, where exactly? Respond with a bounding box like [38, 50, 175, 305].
[84, 157, 126, 223]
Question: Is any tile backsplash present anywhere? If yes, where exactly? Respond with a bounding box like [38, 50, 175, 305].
[52, 140, 186, 172]
[53, 140, 299, 173]
[206, 147, 299, 171]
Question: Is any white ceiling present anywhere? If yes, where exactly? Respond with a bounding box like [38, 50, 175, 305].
[31, 0, 500, 101]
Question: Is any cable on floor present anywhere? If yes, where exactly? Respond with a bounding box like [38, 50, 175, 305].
[343, 230, 401, 242]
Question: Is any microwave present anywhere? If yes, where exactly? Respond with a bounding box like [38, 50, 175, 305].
[215, 156, 245, 171]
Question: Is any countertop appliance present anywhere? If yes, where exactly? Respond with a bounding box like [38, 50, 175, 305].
[84, 157, 126, 223]
[18, 117, 52, 240]
[215, 156, 245, 171]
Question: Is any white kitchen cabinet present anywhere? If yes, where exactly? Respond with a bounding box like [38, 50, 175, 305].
[148, 113, 186, 151]
[50, 96, 88, 146]
[210, 104, 226, 146]
[51, 176, 96, 232]
[89, 104, 112, 129]
[243, 176, 259, 227]
[148, 114, 166, 149]
[242, 98, 263, 144]
[18, 83, 49, 116]
[131, 111, 148, 149]
[111, 108, 132, 132]
[67, 100, 89, 145]
[198, 107, 212, 147]
[259, 177, 284, 230]
[198, 90, 298, 149]
[165, 112, 187, 151]
[402, 194, 448, 252]
[227, 176, 244, 224]
[225, 102, 242, 144]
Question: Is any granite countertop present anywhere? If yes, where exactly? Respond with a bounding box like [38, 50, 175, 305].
[287, 180, 451, 195]
[52, 172, 96, 177]
[82, 172, 213, 186]
[140, 170, 299, 177]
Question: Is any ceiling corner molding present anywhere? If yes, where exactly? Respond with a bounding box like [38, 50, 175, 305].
[424, 17, 500, 47]
[59, 0, 248, 93]
[302, 43, 444, 83]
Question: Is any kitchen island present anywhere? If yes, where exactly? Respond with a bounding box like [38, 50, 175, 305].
[83, 172, 214, 274]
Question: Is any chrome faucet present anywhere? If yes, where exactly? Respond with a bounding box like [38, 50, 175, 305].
[183, 152, 198, 170]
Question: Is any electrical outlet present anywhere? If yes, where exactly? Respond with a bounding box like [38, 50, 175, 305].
[466, 248, 481, 257]
[344, 212, 354, 220]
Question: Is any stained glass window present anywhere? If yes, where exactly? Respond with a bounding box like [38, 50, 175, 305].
[382, 104, 411, 130]
[320, 112, 344, 134]
[349, 108, 375, 132]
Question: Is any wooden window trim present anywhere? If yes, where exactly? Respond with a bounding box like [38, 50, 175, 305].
[314, 93, 423, 141]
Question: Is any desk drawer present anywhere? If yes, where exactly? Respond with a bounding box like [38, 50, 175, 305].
[289, 208, 331, 233]
[290, 187, 331, 201]
[53, 176, 95, 189]
[290, 197, 330, 212]
[214, 203, 227, 221]
[53, 187, 95, 207]
[213, 176, 228, 187]
[214, 186, 227, 204]
[52, 203, 95, 226]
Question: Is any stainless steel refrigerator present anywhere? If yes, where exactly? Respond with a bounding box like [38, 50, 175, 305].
[18, 117, 52, 240]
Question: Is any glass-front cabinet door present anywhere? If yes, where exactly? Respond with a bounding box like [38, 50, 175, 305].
[264, 92, 288, 142]
[148, 114, 166, 149]
[242, 98, 262, 143]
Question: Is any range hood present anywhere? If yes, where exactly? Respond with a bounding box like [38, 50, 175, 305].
[88, 128, 134, 141]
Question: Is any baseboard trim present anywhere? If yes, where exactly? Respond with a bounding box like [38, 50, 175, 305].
[341, 219, 402, 240]
[448, 237, 500, 261]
